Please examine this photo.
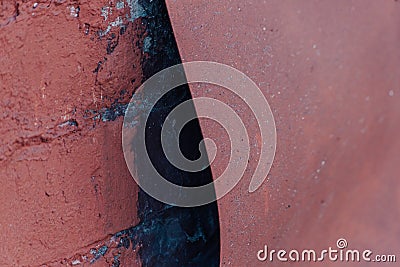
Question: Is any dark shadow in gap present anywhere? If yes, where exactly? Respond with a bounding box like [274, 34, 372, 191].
[129, 0, 221, 266]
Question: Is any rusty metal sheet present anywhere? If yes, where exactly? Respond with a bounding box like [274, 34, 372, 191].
[166, 1, 400, 266]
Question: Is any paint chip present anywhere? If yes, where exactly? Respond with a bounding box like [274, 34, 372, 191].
[116, 1, 125, 9]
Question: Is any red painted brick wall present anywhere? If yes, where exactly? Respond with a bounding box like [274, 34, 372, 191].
[1, 1, 144, 265]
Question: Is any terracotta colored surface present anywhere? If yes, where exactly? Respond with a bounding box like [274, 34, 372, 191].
[0, 1, 144, 265]
[166, 1, 400, 266]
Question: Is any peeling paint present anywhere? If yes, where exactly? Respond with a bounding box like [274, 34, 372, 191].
[101, 6, 111, 21]
[127, 0, 147, 21]
[143, 36, 152, 53]
[98, 0, 148, 37]
[100, 16, 124, 36]
[116, 1, 125, 9]
[69, 6, 79, 18]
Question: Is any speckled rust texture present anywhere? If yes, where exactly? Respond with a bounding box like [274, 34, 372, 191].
[166, 1, 400, 266]
[0, 0, 144, 266]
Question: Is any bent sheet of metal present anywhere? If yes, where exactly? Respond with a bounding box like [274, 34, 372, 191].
[166, 0, 400, 266]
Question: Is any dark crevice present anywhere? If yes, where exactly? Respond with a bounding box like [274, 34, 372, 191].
[130, 0, 221, 266]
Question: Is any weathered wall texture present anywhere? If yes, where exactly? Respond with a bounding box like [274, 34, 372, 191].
[0, 0, 146, 265]
[166, 0, 400, 266]
[1, 1, 221, 266]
